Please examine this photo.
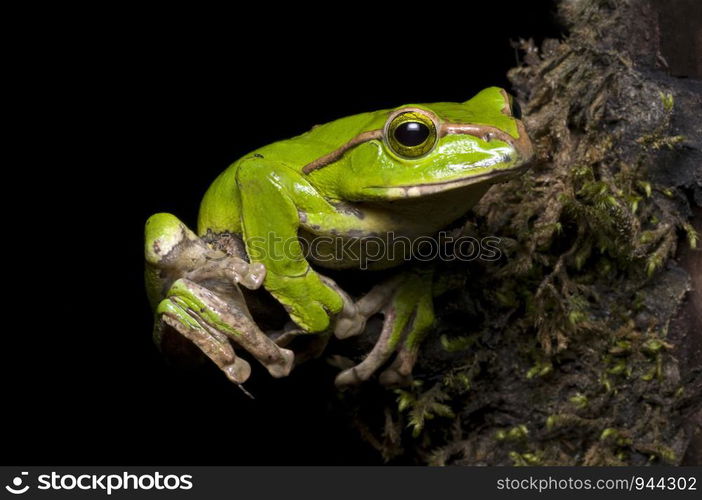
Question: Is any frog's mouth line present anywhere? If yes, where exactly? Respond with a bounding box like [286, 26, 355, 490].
[364, 161, 532, 199]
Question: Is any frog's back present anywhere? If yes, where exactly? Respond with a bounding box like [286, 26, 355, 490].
[249, 109, 385, 165]
[197, 109, 387, 236]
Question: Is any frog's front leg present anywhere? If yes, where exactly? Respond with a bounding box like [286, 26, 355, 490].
[145, 213, 294, 383]
[236, 159, 356, 334]
[334, 268, 435, 388]
[272, 275, 361, 364]
[157, 279, 251, 384]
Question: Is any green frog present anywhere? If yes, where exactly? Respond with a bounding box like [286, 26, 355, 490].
[145, 87, 533, 389]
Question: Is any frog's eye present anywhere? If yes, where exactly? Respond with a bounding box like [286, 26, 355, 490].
[385, 110, 438, 158]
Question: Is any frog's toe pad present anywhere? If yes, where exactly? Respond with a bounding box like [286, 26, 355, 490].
[333, 298, 367, 340]
[379, 368, 413, 387]
[334, 316, 365, 340]
[223, 358, 252, 384]
[237, 261, 266, 290]
[264, 348, 295, 378]
[334, 367, 364, 388]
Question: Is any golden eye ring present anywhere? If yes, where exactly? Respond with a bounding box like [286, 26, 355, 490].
[384, 109, 438, 158]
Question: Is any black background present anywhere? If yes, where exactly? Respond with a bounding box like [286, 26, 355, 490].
[5, 4, 562, 465]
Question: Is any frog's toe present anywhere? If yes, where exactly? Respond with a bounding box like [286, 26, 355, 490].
[334, 311, 399, 387]
[263, 347, 295, 378]
[334, 367, 364, 388]
[161, 278, 296, 384]
[223, 357, 252, 384]
[334, 312, 365, 340]
[378, 367, 413, 387]
[238, 261, 266, 289]
[379, 347, 418, 386]
[319, 276, 365, 339]
[335, 357, 413, 388]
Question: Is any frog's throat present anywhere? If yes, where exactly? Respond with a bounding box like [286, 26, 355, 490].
[301, 120, 533, 175]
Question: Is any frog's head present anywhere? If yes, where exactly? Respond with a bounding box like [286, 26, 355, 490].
[304, 87, 533, 201]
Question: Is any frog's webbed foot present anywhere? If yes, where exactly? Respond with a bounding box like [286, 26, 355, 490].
[334, 271, 435, 388]
[377, 346, 420, 387]
[157, 300, 252, 384]
[146, 213, 293, 385]
[157, 278, 294, 382]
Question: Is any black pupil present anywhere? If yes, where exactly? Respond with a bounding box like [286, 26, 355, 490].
[394, 121, 430, 147]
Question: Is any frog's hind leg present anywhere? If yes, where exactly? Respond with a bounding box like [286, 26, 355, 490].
[334, 270, 434, 388]
[334, 307, 403, 387]
[378, 276, 435, 386]
[158, 278, 294, 381]
[333, 276, 414, 387]
[378, 314, 433, 386]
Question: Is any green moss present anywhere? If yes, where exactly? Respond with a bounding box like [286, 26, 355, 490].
[509, 451, 543, 466]
[569, 392, 589, 409]
[659, 91, 674, 112]
[395, 382, 455, 438]
[440, 334, 478, 353]
[526, 360, 553, 379]
[496, 425, 529, 442]
[641, 338, 671, 355]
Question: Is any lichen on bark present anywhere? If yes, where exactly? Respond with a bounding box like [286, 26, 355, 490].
[342, 0, 701, 465]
